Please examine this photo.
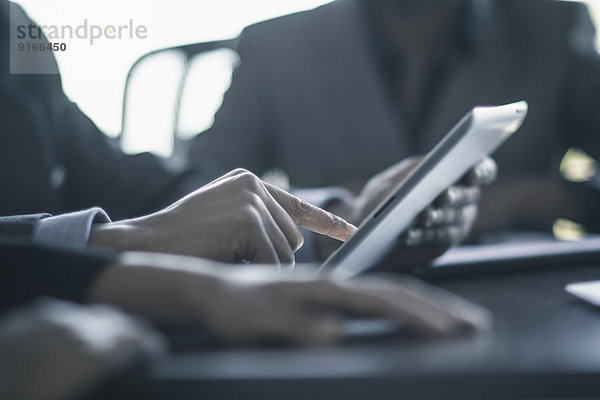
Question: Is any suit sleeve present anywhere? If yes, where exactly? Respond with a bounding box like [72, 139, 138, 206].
[0, 236, 115, 314]
[1, 209, 110, 248]
[0, 213, 116, 313]
[0, 214, 50, 238]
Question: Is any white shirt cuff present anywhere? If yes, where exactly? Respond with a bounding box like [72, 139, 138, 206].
[33, 208, 111, 248]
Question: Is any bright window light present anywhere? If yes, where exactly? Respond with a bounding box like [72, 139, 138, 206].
[11, 0, 600, 150]
[12, 0, 334, 139]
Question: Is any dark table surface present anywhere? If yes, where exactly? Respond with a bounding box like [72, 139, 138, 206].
[139, 261, 600, 399]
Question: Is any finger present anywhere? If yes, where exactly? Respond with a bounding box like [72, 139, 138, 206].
[222, 170, 304, 252]
[418, 206, 460, 228]
[401, 227, 423, 247]
[379, 276, 493, 333]
[245, 211, 283, 265]
[281, 278, 479, 337]
[254, 183, 305, 252]
[226, 303, 341, 346]
[418, 204, 478, 228]
[264, 182, 358, 241]
[462, 157, 497, 187]
[435, 186, 480, 208]
[247, 204, 294, 266]
[349, 277, 492, 334]
[460, 203, 479, 232]
[401, 225, 464, 246]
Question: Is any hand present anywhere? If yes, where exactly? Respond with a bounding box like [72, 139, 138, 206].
[318, 157, 498, 264]
[88, 252, 492, 345]
[0, 299, 164, 400]
[89, 169, 357, 267]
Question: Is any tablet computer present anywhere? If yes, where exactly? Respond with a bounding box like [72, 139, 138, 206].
[317, 101, 528, 279]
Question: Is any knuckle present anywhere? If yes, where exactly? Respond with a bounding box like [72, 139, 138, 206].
[231, 168, 250, 176]
[223, 168, 248, 179]
[236, 170, 260, 188]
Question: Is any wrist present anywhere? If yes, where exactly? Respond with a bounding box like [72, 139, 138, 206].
[88, 221, 143, 251]
[87, 252, 224, 328]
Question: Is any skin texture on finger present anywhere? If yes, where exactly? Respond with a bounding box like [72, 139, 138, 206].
[264, 181, 358, 241]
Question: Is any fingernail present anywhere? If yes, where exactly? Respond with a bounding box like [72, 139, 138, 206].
[339, 221, 358, 241]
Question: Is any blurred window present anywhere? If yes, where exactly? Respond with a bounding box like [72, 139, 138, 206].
[12, 0, 600, 157]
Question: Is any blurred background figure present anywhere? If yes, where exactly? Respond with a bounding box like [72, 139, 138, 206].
[1, 0, 493, 263]
[189, 0, 600, 243]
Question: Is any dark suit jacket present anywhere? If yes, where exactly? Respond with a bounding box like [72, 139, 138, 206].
[190, 0, 600, 192]
[0, 214, 114, 314]
[0, 1, 208, 312]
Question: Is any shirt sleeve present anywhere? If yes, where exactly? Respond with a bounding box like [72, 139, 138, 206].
[33, 207, 111, 248]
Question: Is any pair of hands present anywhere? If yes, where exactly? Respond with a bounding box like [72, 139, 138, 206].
[85, 161, 496, 345]
[90, 158, 497, 267]
[0, 162, 496, 400]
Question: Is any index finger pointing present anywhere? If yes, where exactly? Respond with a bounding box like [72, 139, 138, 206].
[264, 182, 358, 241]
